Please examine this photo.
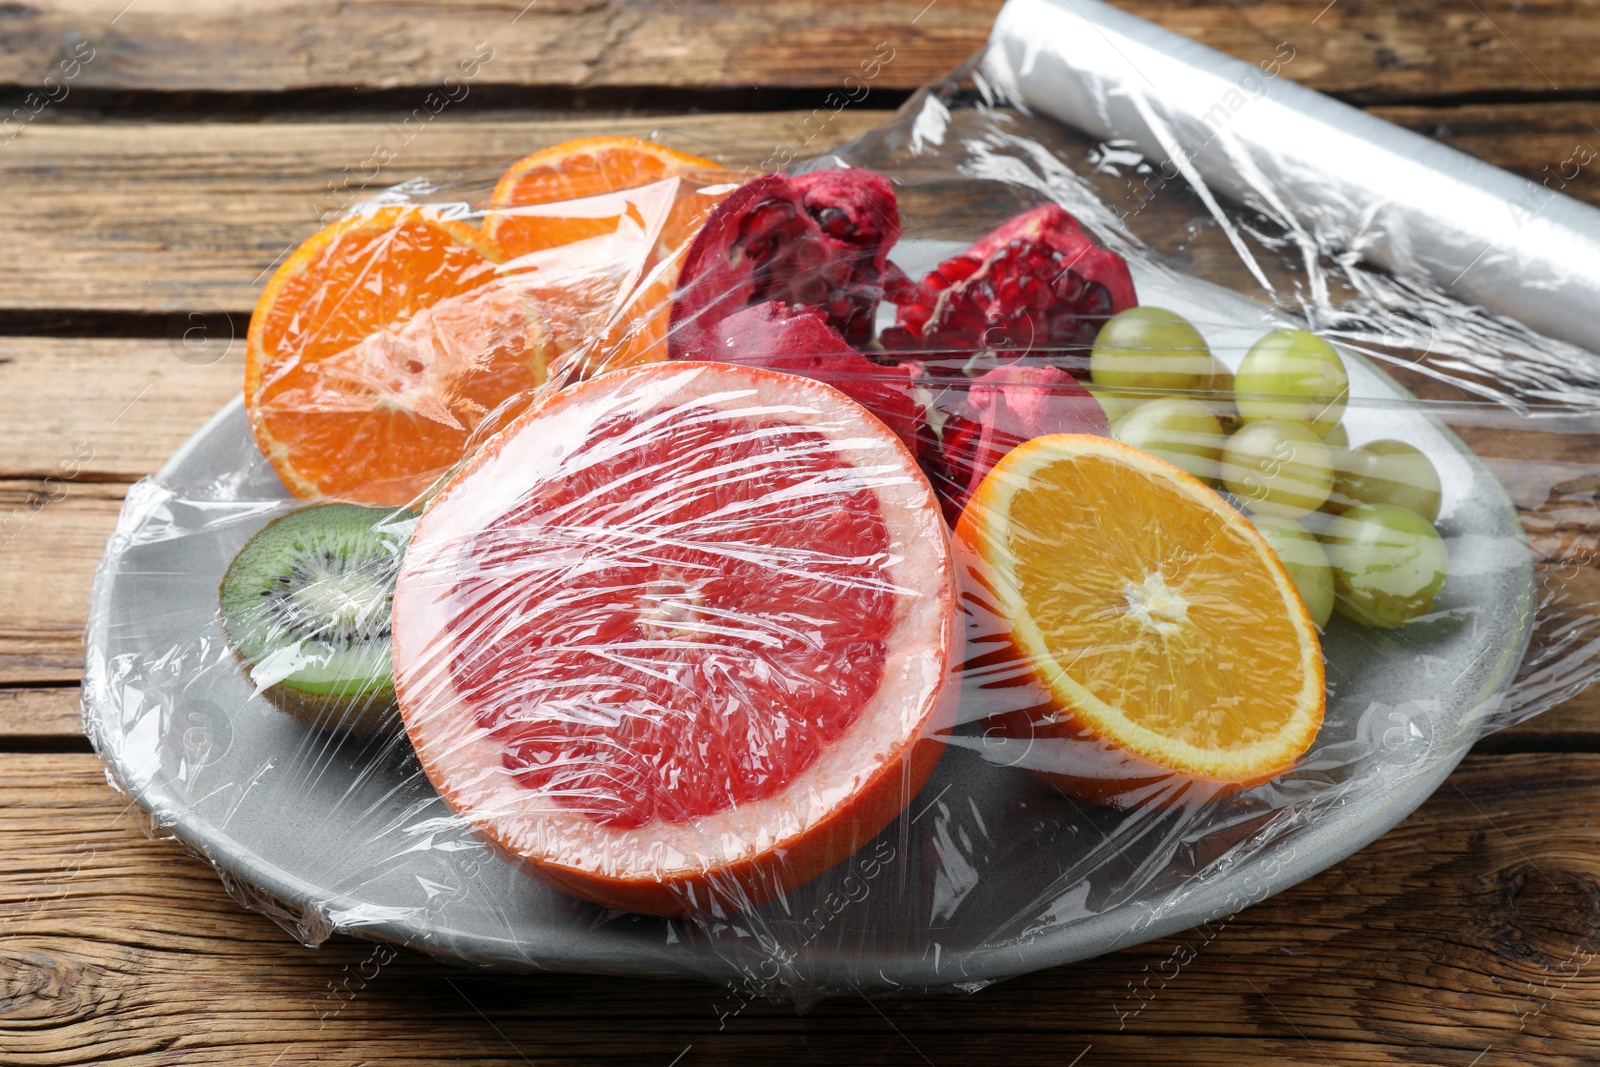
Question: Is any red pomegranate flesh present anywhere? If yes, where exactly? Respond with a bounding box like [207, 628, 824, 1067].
[927, 363, 1108, 524]
[676, 300, 925, 455]
[882, 203, 1137, 358]
[668, 168, 904, 354]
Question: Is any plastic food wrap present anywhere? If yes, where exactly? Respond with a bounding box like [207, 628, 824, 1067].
[85, 0, 1600, 1003]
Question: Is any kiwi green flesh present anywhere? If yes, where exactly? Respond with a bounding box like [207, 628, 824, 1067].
[219, 503, 415, 733]
[247, 641, 394, 696]
[263, 675, 398, 738]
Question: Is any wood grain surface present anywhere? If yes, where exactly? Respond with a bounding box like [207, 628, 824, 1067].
[3, 105, 1599, 315]
[0, 688, 83, 743]
[0, 0, 1594, 100]
[2, 752, 1598, 1065]
[0, 114, 881, 313]
[3, 0, 1600, 1062]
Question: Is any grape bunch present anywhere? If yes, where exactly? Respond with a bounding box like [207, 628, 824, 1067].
[1091, 308, 1447, 630]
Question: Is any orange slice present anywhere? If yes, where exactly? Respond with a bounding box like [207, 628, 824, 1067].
[488, 137, 722, 211]
[246, 205, 553, 505]
[953, 434, 1324, 805]
[482, 136, 743, 372]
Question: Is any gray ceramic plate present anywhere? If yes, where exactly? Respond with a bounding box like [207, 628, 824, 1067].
[84, 257, 1534, 995]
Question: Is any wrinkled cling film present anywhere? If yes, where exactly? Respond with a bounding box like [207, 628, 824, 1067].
[83, 17, 1600, 1006]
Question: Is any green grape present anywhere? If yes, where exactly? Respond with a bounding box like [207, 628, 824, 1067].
[1321, 421, 1350, 472]
[1234, 328, 1349, 436]
[1221, 420, 1334, 517]
[1207, 358, 1235, 396]
[1090, 307, 1214, 395]
[1328, 439, 1442, 522]
[1323, 503, 1448, 628]
[1089, 387, 1140, 425]
[1250, 513, 1335, 629]
[1205, 358, 1241, 431]
[1112, 398, 1227, 484]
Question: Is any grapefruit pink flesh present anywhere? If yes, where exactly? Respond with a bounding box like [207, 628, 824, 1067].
[391, 361, 956, 916]
[448, 406, 897, 828]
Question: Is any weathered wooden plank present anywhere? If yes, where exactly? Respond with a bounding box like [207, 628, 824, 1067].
[0, 0, 988, 94]
[0, 338, 241, 480]
[0, 483, 121, 684]
[1, 0, 1597, 100]
[1372, 102, 1600, 202]
[0, 751, 1596, 1064]
[0, 687, 82, 740]
[1478, 689, 1600, 750]
[0, 113, 882, 314]
[2, 105, 1597, 316]
[0, 337, 239, 684]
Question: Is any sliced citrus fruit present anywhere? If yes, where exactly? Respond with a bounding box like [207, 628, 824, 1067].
[488, 135, 722, 207]
[482, 136, 743, 372]
[246, 205, 554, 505]
[391, 361, 957, 916]
[954, 434, 1324, 806]
[483, 180, 690, 378]
[484, 135, 724, 252]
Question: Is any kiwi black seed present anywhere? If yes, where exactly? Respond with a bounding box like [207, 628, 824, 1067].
[219, 502, 417, 735]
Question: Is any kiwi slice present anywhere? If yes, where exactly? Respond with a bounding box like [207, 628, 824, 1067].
[219, 503, 416, 735]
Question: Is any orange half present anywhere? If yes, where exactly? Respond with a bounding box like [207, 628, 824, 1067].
[954, 434, 1324, 802]
[488, 135, 723, 215]
[246, 205, 553, 504]
[482, 136, 743, 372]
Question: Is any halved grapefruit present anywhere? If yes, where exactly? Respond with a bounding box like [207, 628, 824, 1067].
[391, 361, 957, 915]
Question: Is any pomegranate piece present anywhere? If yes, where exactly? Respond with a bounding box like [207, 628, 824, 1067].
[882, 203, 1137, 358]
[678, 300, 924, 456]
[930, 363, 1108, 524]
[668, 168, 903, 353]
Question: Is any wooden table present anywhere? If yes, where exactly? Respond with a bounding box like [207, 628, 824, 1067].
[4, 2, 1600, 1063]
